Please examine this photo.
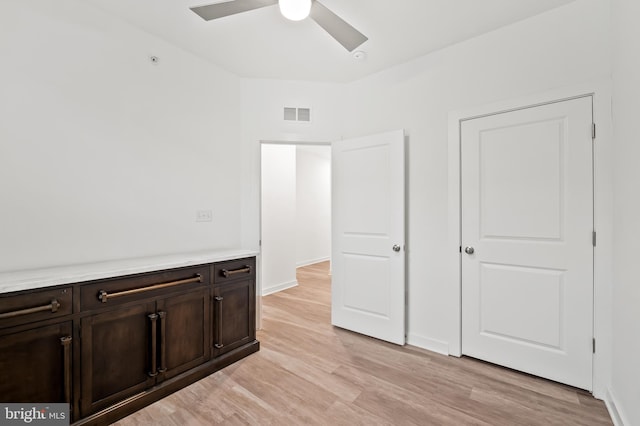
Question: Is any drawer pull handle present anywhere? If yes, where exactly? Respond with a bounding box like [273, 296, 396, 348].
[98, 274, 202, 303]
[148, 313, 158, 377]
[0, 299, 60, 319]
[157, 311, 167, 374]
[60, 336, 72, 404]
[214, 295, 223, 350]
[221, 266, 251, 278]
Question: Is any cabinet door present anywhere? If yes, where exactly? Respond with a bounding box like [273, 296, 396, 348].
[213, 278, 255, 357]
[0, 322, 72, 404]
[156, 288, 210, 380]
[80, 302, 155, 416]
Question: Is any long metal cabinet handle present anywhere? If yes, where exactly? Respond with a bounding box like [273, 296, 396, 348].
[221, 266, 251, 278]
[214, 296, 224, 349]
[98, 274, 202, 303]
[148, 313, 158, 377]
[0, 299, 60, 319]
[157, 311, 167, 373]
[60, 336, 72, 405]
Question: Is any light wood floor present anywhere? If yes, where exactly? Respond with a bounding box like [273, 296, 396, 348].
[114, 261, 612, 425]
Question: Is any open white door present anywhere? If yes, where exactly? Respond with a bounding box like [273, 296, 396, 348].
[331, 130, 405, 345]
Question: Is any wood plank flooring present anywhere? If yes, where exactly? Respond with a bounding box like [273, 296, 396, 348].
[114, 261, 612, 425]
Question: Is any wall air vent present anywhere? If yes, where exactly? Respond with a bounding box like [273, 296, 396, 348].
[283, 107, 311, 122]
[297, 108, 311, 122]
[284, 107, 297, 121]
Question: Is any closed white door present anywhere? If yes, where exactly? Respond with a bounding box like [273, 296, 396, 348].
[332, 130, 405, 345]
[461, 97, 593, 390]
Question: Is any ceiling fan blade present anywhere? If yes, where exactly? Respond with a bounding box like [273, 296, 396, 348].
[310, 1, 368, 52]
[191, 0, 278, 21]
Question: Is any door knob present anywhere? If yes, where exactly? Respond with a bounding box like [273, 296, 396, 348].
[393, 244, 401, 252]
[464, 246, 475, 255]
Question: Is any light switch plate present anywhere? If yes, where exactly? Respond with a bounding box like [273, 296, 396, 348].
[196, 210, 213, 222]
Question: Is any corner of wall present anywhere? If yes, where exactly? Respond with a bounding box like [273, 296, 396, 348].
[262, 280, 298, 296]
[605, 388, 629, 426]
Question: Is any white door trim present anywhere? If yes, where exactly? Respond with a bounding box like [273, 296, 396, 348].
[447, 79, 613, 399]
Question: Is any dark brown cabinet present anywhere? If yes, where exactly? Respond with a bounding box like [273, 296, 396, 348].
[79, 265, 211, 417]
[213, 279, 255, 357]
[80, 302, 155, 416]
[212, 257, 256, 357]
[155, 288, 210, 380]
[0, 256, 258, 425]
[0, 286, 73, 406]
[0, 321, 73, 404]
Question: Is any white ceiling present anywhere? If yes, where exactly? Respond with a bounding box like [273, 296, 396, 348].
[85, 0, 576, 83]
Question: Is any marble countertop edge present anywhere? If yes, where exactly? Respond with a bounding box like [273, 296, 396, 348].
[0, 248, 259, 294]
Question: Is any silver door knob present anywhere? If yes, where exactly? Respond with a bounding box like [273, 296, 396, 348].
[464, 246, 475, 255]
[393, 244, 401, 252]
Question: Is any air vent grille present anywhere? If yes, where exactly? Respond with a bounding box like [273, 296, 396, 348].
[297, 108, 310, 122]
[284, 107, 297, 121]
[283, 107, 311, 122]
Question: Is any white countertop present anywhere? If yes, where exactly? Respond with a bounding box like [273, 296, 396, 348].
[0, 249, 259, 294]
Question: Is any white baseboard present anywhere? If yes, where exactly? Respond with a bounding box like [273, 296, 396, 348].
[296, 257, 330, 268]
[262, 280, 298, 296]
[605, 388, 628, 426]
[407, 333, 449, 356]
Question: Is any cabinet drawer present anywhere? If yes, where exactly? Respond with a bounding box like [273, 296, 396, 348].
[81, 265, 210, 310]
[213, 257, 256, 284]
[0, 287, 72, 329]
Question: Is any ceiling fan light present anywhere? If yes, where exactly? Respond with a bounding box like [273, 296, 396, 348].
[279, 0, 311, 21]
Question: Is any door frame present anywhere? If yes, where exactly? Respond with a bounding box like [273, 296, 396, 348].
[447, 80, 613, 399]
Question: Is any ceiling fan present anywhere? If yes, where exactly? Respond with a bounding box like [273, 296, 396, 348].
[190, 0, 368, 52]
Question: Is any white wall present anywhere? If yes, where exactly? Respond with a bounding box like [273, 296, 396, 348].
[241, 4, 614, 391]
[341, 0, 611, 380]
[610, 1, 640, 424]
[260, 144, 298, 295]
[241, 80, 341, 297]
[296, 146, 331, 267]
[0, 0, 243, 271]
[240, 79, 344, 252]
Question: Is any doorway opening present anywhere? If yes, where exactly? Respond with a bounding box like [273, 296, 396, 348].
[259, 141, 332, 306]
[259, 130, 406, 344]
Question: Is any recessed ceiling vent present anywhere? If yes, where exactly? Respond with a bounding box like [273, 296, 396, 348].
[284, 107, 311, 122]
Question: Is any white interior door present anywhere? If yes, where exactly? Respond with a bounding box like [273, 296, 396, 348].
[331, 130, 405, 345]
[461, 97, 594, 390]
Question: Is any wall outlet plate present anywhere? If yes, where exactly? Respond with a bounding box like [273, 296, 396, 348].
[196, 210, 213, 222]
